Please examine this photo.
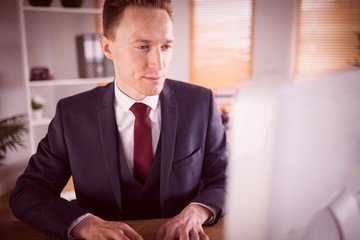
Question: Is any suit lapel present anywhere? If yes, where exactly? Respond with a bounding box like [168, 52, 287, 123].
[159, 81, 178, 206]
[97, 82, 122, 211]
[96, 80, 178, 214]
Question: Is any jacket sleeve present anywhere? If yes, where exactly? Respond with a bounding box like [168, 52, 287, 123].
[9, 100, 90, 240]
[191, 90, 229, 224]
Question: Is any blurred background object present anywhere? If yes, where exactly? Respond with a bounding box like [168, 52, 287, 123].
[61, 0, 83, 8]
[226, 68, 360, 240]
[28, 0, 52, 7]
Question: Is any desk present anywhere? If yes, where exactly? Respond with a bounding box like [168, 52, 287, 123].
[0, 218, 224, 240]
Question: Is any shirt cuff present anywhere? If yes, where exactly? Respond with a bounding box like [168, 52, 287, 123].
[67, 213, 92, 240]
[190, 202, 219, 225]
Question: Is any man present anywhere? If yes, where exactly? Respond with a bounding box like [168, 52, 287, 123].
[10, 0, 228, 239]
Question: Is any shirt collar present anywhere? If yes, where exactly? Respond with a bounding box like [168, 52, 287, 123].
[114, 81, 159, 112]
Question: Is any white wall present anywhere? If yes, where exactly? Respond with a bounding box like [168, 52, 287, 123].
[0, 1, 27, 119]
[252, 0, 297, 79]
[167, 0, 190, 82]
[0, 0, 30, 196]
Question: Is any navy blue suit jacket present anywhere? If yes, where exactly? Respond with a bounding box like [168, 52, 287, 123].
[10, 79, 228, 239]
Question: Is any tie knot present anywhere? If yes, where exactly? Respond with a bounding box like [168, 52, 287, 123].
[130, 103, 151, 117]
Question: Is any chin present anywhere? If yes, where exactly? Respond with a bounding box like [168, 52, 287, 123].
[146, 87, 163, 96]
[148, 82, 164, 95]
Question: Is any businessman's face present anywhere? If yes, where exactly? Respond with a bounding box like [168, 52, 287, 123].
[101, 6, 174, 100]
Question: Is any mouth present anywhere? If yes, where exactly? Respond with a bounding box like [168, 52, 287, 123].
[143, 75, 164, 81]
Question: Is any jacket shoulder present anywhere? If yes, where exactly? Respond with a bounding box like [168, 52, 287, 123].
[60, 82, 113, 106]
[165, 79, 212, 97]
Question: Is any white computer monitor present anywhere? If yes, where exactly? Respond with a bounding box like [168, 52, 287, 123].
[226, 68, 360, 240]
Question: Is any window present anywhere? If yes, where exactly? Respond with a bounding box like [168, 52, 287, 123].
[190, 0, 254, 92]
[296, 0, 360, 75]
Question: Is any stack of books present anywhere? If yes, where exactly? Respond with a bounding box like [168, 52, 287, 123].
[76, 33, 115, 78]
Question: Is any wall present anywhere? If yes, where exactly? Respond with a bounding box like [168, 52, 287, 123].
[0, 1, 27, 119]
[168, 0, 190, 82]
[0, 0, 30, 196]
[252, 0, 298, 79]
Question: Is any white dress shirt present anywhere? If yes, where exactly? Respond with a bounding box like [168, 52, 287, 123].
[114, 83, 161, 175]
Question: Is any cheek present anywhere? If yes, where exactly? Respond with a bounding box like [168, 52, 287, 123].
[114, 52, 145, 72]
[163, 53, 173, 67]
[125, 53, 148, 71]
[134, 55, 148, 67]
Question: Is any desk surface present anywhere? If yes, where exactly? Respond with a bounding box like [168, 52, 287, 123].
[0, 218, 224, 240]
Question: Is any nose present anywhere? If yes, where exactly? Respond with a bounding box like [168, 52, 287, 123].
[148, 47, 163, 70]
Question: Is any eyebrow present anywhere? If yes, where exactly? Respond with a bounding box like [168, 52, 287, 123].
[132, 39, 174, 44]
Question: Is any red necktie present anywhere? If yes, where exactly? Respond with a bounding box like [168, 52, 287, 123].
[130, 103, 153, 184]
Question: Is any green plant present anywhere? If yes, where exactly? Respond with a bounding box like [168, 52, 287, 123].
[31, 95, 45, 110]
[0, 114, 28, 160]
[31, 99, 44, 110]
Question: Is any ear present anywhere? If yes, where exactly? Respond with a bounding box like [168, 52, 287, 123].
[100, 35, 113, 59]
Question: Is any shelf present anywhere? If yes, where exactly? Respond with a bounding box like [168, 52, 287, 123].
[29, 77, 113, 87]
[19, 0, 107, 153]
[23, 6, 102, 14]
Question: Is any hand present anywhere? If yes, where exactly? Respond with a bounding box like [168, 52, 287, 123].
[71, 215, 143, 240]
[156, 204, 212, 240]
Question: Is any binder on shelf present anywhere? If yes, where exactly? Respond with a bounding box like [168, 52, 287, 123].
[76, 33, 115, 78]
[92, 34, 105, 78]
[76, 33, 96, 78]
[103, 56, 115, 77]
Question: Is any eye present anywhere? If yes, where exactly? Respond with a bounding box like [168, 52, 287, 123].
[137, 45, 150, 51]
[161, 44, 173, 51]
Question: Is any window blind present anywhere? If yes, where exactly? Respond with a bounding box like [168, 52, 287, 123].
[190, 0, 253, 91]
[296, 0, 360, 76]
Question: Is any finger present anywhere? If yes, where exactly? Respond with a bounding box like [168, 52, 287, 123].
[117, 235, 130, 240]
[178, 226, 189, 240]
[123, 229, 143, 240]
[117, 224, 144, 240]
[189, 229, 199, 240]
[164, 229, 179, 240]
[199, 230, 209, 240]
[161, 224, 180, 240]
[99, 229, 131, 240]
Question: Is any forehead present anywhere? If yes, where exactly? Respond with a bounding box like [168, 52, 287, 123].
[114, 6, 174, 42]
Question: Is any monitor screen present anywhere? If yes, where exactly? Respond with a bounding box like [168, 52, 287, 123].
[226, 68, 360, 240]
